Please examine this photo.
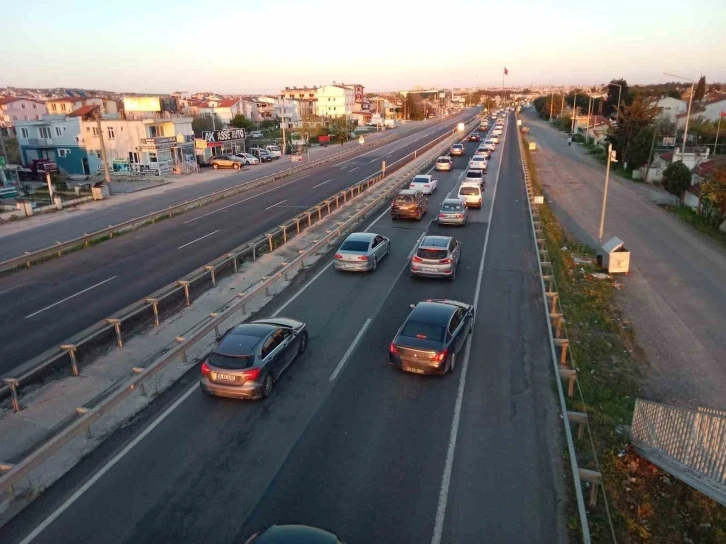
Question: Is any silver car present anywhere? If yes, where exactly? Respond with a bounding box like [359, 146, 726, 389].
[410, 235, 462, 281]
[335, 232, 391, 272]
[437, 198, 468, 226]
[435, 156, 453, 171]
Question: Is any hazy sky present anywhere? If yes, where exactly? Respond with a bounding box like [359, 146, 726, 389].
[1, 0, 724, 94]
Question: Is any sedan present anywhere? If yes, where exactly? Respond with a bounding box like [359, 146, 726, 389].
[476, 146, 491, 158]
[483, 140, 496, 151]
[200, 318, 308, 400]
[437, 198, 468, 226]
[334, 232, 391, 272]
[450, 143, 465, 156]
[410, 235, 462, 280]
[469, 133, 481, 141]
[234, 153, 260, 165]
[389, 299, 475, 375]
[244, 524, 346, 544]
[409, 174, 438, 194]
[435, 156, 453, 171]
[469, 155, 488, 170]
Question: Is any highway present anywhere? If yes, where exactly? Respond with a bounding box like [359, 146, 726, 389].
[0, 114, 567, 544]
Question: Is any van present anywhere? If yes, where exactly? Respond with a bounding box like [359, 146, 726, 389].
[458, 182, 482, 209]
[265, 145, 282, 159]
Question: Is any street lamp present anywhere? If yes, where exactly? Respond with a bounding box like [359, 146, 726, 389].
[606, 82, 623, 117]
[664, 72, 695, 157]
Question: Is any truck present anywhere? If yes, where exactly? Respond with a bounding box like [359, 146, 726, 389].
[368, 114, 384, 127]
[18, 159, 59, 182]
[265, 145, 282, 159]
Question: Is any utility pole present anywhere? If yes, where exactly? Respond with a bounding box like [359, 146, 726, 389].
[570, 92, 578, 133]
[715, 113, 723, 155]
[96, 115, 111, 183]
[560, 93, 565, 118]
[598, 143, 616, 244]
[549, 92, 554, 120]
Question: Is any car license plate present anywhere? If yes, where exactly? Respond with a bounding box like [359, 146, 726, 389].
[406, 366, 425, 374]
[423, 267, 437, 272]
[215, 373, 236, 381]
[342, 264, 355, 269]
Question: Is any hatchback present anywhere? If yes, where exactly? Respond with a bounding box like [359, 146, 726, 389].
[389, 299, 475, 375]
[391, 189, 428, 220]
[464, 168, 485, 186]
[410, 235, 462, 280]
[476, 146, 490, 158]
[437, 198, 468, 226]
[435, 156, 453, 171]
[234, 153, 260, 165]
[483, 140, 496, 151]
[200, 318, 308, 400]
[450, 143, 465, 156]
[334, 232, 391, 272]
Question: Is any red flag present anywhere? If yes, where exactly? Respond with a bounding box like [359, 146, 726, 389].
[504, 67, 509, 76]
[721, 111, 726, 117]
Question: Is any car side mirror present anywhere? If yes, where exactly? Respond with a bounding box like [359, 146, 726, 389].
[409, 304, 416, 310]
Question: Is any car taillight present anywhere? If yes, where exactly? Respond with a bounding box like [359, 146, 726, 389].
[241, 368, 261, 381]
[433, 348, 448, 363]
[389, 343, 399, 355]
[357, 255, 368, 261]
[201, 362, 211, 376]
[440, 258, 452, 264]
[439, 213, 446, 218]
[335, 253, 343, 259]
[412, 256, 423, 263]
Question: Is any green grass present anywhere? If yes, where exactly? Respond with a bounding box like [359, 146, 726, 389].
[664, 205, 726, 248]
[523, 138, 726, 543]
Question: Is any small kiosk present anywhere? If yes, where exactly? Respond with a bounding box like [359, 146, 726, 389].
[601, 237, 631, 274]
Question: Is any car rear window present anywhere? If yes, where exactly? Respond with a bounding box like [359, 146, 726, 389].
[442, 202, 464, 211]
[395, 195, 414, 204]
[460, 186, 480, 195]
[417, 248, 448, 260]
[400, 321, 445, 342]
[466, 171, 483, 178]
[340, 240, 369, 252]
[452, 144, 463, 149]
[209, 352, 254, 369]
[436, 158, 450, 163]
[411, 177, 428, 183]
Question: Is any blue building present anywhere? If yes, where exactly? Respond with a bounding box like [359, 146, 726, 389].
[15, 116, 90, 175]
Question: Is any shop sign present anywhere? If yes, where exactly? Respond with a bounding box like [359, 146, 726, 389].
[202, 128, 246, 142]
[141, 136, 176, 150]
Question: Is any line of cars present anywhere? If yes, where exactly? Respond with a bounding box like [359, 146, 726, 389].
[208, 145, 283, 170]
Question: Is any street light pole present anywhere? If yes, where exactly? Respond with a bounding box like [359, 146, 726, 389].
[549, 92, 554, 120]
[570, 92, 578, 133]
[665, 72, 695, 158]
[598, 143, 615, 244]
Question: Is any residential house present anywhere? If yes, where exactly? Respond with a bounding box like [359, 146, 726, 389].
[275, 100, 302, 129]
[46, 97, 118, 118]
[0, 97, 48, 138]
[240, 100, 262, 123]
[122, 96, 180, 120]
[645, 148, 711, 184]
[15, 116, 88, 175]
[683, 155, 726, 211]
[651, 96, 688, 123]
[255, 97, 276, 119]
[573, 115, 609, 142]
[341, 84, 365, 111]
[196, 98, 245, 126]
[676, 98, 726, 128]
[316, 85, 355, 118]
[280, 87, 318, 118]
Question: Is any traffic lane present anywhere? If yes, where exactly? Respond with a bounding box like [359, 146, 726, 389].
[235, 219, 489, 544]
[7, 180, 461, 544]
[443, 119, 566, 543]
[0, 118, 474, 373]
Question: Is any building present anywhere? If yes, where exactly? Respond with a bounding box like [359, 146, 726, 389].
[316, 85, 355, 118]
[341, 84, 365, 105]
[46, 97, 118, 118]
[650, 96, 688, 123]
[255, 97, 276, 119]
[196, 98, 245, 126]
[280, 87, 318, 117]
[0, 97, 48, 137]
[122, 96, 180, 120]
[676, 97, 726, 128]
[400, 89, 446, 101]
[275, 99, 302, 129]
[14, 116, 89, 175]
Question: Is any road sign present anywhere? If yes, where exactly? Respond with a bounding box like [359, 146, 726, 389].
[358, 136, 365, 145]
[291, 155, 303, 163]
[533, 196, 544, 204]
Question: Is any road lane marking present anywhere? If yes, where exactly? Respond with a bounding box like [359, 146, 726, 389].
[271, 261, 335, 317]
[329, 318, 371, 382]
[366, 207, 391, 230]
[348, 166, 359, 172]
[16, 383, 199, 544]
[266, 199, 287, 210]
[25, 276, 118, 319]
[177, 229, 220, 250]
[430, 117, 507, 544]
[313, 179, 332, 189]
[0, 282, 27, 296]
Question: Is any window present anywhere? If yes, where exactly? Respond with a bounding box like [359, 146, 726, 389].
[61, 104, 67, 112]
[448, 312, 462, 336]
[20, 128, 29, 139]
[128, 151, 139, 164]
[58, 149, 70, 158]
[13, 116, 17, 121]
[148, 125, 164, 137]
[55, 127, 62, 137]
[92, 127, 100, 136]
[32, 103, 37, 109]
[148, 152, 158, 163]
[107, 127, 115, 139]
[39, 127, 52, 139]
[21, 103, 26, 109]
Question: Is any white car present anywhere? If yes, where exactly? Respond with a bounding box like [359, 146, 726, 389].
[489, 135, 500, 144]
[492, 128, 503, 137]
[476, 146, 490, 158]
[234, 153, 260, 165]
[469, 155, 488, 170]
[483, 140, 496, 151]
[250, 130, 264, 138]
[409, 174, 438, 195]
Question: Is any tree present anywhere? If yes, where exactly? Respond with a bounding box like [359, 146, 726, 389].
[230, 114, 254, 130]
[608, 97, 657, 168]
[260, 119, 278, 130]
[661, 161, 692, 201]
[699, 167, 726, 226]
[628, 126, 656, 168]
[694, 76, 706, 101]
[667, 89, 682, 99]
[603, 79, 629, 118]
[192, 114, 223, 133]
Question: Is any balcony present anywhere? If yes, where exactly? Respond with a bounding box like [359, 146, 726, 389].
[26, 137, 54, 147]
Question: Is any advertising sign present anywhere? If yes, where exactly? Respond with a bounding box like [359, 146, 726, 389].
[202, 129, 246, 142]
[123, 96, 161, 112]
[291, 155, 303, 163]
[141, 136, 176, 150]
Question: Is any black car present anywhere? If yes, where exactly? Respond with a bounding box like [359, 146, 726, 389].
[200, 318, 308, 399]
[389, 299, 475, 375]
[469, 133, 481, 141]
[250, 148, 274, 162]
[244, 524, 345, 543]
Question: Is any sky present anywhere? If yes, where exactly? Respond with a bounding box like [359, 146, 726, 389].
[1, 0, 725, 94]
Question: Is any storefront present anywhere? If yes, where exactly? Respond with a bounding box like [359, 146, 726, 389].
[194, 128, 247, 164]
[139, 136, 176, 175]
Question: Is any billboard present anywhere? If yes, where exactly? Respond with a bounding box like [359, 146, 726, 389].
[123, 96, 161, 112]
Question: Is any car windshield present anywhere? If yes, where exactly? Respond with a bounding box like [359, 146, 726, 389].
[395, 195, 414, 204]
[268, 146, 279, 151]
[452, 145, 463, 149]
[400, 321, 445, 342]
[460, 186, 480, 195]
[417, 248, 448, 260]
[442, 202, 464, 211]
[340, 240, 369, 252]
[436, 158, 449, 163]
[208, 352, 254, 370]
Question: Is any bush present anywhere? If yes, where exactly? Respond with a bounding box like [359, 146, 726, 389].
[572, 133, 585, 143]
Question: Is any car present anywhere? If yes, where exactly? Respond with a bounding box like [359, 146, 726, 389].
[265, 145, 282, 159]
[458, 181, 483, 208]
[492, 129, 503, 137]
[450, 143, 465, 156]
[483, 140, 496, 151]
[489, 135, 500, 144]
[437, 198, 468, 226]
[435, 156, 453, 171]
[389, 299, 475, 375]
[209, 155, 245, 170]
[244, 524, 345, 544]
[391, 188, 428, 220]
[200, 318, 308, 400]
[409, 174, 438, 194]
[249, 130, 264, 138]
[249, 148, 274, 162]
[234, 153, 260, 165]
[334, 232, 391, 272]
[478, 123, 488, 132]
[410, 235, 462, 281]
[469, 155, 488, 170]
[469, 133, 481, 141]
[463, 168, 485, 186]
[476, 146, 491, 158]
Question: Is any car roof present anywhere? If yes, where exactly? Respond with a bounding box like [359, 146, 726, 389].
[451, 143, 464, 147]
[442, 198, 465, 205]
[215, 323, 276, 355]
[251, 524, 340, 544]
[345, 232, 375, 243]
[421, 235, 451, 248]
[436, 156, 451, 160]
[412, 174, 432, 180]
[409, 301, 457, 326]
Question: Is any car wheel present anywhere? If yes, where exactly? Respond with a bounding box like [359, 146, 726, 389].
[213, 164, 219, 169]
[386, 242, 391, 256]
[372, 256, 378, 271]
[449, 351, 457, 373]
[449, 266, 456, 281]
[298, 331, 308, 355]
[261, 374, 274, 399]
[234, 164, 240, 169]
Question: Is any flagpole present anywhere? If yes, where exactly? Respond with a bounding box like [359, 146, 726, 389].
[715, 114, 723, 155]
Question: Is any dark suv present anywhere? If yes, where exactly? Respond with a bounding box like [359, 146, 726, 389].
[391, 189, 428, 220]
[249, 148, 273, 162]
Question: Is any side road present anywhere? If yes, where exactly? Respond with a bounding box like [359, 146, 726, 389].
[524, 109, 726, 410]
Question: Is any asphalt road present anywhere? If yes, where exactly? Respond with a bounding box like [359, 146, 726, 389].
[523, 108, 726, 409]
[0, 119, 443, 261]
[1, 114, 566, 544]
[0, 111, 474, 377]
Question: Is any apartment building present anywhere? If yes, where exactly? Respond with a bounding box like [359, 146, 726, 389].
[316, 85, 355, 118]
[280, 86, 318, 117]
[0, 97, 48, 137]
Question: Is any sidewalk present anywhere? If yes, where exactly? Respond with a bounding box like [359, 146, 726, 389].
[0, 123, 423, 259]
[524, 110, 726, 410]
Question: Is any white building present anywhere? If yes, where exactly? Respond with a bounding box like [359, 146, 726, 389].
[46, 97, 118, 118]
[240, 100, 262, 122]
[0, 97, 48, 137]
[316, 85, 355, 118]
[275, 100, 302, 129]
[676, 97, 726, 128]
[651, 96, 688, 123]
[197, 98, 245, 126]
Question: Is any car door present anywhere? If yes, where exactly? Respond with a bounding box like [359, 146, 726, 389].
[447, 311, 463, 354]
[260, 332, 284, 378]
[419, 191, 428, 213]
[449, 238, 461, 266]
[370, 235, 382, 259]
[276, 327, 299, 368]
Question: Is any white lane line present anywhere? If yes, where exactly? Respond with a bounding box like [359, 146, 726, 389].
[407, 230, 428, 260]
[368, 156, 382, 163]
[266, 199, 287, 210]
[313, 179, 332, 189]
[348, 166, 359, 172]
[16, 383, 199, 544]
[329, 318, 371, 382]
[0, 282, 26, 296]
[365, 207, 392, 231]
[25, 276, 118, 319]
[177, 229, 220, 250]
[430, 117, 507, 544]
[271, 261, 335, 317]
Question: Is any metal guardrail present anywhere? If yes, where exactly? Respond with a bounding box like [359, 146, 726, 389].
[1, 117, 479, 407]
[514, 114, 594, 543]
[631, 398, 726, 506]
[0, 120, 441, 274]
[0, 120, 476, 501]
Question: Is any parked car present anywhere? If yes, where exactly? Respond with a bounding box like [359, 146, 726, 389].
[410, 235, 462, 281]
[249, 130, 264, 138]
[450, 144, 465, 156]
[265, 145, 282, 158]
[458, 181, 483, 208]
[391, 189, 428, 220]
[389, 299, 474, 375]
[437, 198, 468, 226]
[435, 156, 453, 171]
[334, 232, 391, 272]
[200, 318, 309, 400]
[209, 155, 245, 170]
[409, 174, 438, 195]
[234, 153, 260, 165]
[250, 148, 273, 162]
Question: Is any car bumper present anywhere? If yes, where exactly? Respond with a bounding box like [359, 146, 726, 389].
[334, 260, 373, 271]
[437, 216, 466, 225]
[200, 378, 262, 400]
[435, 165, 452, 171]
[389, 355, 446, 375]
[462, 199, 482, 208]
[450, 151, 464, 156]
[410, 264, 455, 278]
[391, 210, 422, 219]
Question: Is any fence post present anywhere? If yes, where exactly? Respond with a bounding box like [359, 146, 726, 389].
[106, 318, 123, 348]
[226, 253, 238, 273]
[3, 378, 20, 413]
[145, 298, 160, 326]
[204, 265, 216, 287]
[60, 344, 80, 376]
[177, 280, 191, 307]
